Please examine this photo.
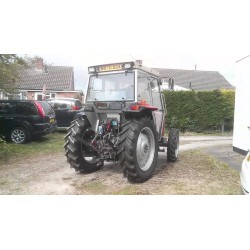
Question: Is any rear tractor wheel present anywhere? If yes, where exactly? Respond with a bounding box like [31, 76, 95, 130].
[64, 117, 103, 173]
[117, 117, 158, 182]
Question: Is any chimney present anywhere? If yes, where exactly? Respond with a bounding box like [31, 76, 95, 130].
[36, 58, 44, 71]
[136, 60, 142, 66]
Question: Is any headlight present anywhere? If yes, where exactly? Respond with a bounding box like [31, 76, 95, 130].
[124, 63, 132, 69]
[246, 152, 250, 162]
[88, 67, 95, 73]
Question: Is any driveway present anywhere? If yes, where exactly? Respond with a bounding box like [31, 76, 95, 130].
[0, 135, 241, 195]
[178, 136, 244, 172]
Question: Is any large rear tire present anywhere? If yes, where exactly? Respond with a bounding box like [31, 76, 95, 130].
[117, 117, 158, 182]
[167, 128, 179, 162]
[64, 117, 102, 173]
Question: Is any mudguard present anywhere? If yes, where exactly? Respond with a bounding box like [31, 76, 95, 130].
[122, 106, 157, 119]
[74, 109, 99, 132]
[74, 110, 86, 119]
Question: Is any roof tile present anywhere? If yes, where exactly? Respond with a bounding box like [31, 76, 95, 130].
[154, 68, 234, 90]
[16, 66, 74, 90]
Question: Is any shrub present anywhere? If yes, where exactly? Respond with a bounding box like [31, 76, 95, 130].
[163, 89, 235, 132]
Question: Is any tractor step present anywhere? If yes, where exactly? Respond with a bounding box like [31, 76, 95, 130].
[158, 137, 168, 147]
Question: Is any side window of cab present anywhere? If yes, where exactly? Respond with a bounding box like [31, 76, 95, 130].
[137, 72, 151, 103]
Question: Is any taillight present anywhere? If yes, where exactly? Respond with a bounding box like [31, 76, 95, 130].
[130, 105, 140, 110]
[130, 100, 158, 111]
[130, 100, 147, 110]
[72, 106, 81, 110]
[34, 101, 45, 118]
[138, 100, 148, 106]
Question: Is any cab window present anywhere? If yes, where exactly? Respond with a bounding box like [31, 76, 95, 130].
[137, 72, 151, 103]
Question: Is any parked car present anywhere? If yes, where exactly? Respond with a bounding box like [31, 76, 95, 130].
[240, 151, 250, 195]
[47, 98, 83, 129]
[0, 100, 57, 144]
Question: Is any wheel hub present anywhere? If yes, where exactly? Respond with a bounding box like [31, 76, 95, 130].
[11, 129, 25, 143]
[136, 127, 155, 171]
[143, 144, 149, 153]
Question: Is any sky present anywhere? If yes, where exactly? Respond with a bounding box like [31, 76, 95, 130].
[2, 0, 250, 93]
[34, 53, 238, 92]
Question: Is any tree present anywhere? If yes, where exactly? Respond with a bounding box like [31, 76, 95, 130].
[22, 55, 52, 68]
[0, 54, 27, 95]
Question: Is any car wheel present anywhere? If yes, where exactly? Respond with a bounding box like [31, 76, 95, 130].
[10, 127, 29, 144]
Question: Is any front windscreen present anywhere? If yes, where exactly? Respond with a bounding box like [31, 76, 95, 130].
[86, 72, 134, 101]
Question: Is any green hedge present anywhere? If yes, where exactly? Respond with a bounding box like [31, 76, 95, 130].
[163, 89, 235, 132]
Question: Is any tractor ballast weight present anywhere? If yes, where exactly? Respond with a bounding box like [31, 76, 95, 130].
[64, 61, 179, 182]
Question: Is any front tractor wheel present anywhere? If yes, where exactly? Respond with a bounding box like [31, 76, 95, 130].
[119, 117, 158, 182]
[64, 117, 102, 173]
[167, 128, 180, 162]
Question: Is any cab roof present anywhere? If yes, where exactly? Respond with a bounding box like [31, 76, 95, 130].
[88, 61, 160, 77]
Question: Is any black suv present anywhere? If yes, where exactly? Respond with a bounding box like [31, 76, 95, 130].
[0, 100, 57, 144]
[47, 98, 83, 129]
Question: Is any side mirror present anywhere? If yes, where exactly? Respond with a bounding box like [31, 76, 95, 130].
[160, 77, 174, 90]
[149, 81, 155, 89]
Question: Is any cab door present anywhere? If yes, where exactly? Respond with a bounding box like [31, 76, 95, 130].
[149, 77, 165, 140]
[137, 72, 165, 140]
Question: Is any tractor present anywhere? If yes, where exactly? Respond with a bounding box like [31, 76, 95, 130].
[64, 61, 179, 182]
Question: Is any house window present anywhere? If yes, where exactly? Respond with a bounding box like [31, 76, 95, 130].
[45, 93, 56, 99]
[15, 92, 27, 100]
[35, 93, 43, 101]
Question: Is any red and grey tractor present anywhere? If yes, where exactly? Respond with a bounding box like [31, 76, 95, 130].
[64, 61, 179, 182]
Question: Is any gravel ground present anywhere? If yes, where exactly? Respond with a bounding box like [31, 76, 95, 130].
[0, 136, 241, 195]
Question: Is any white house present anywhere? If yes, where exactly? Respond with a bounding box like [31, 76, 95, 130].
[233, 55, 250, 155]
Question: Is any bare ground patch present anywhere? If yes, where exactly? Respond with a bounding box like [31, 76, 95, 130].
[71, 150, 241, 195]
[0, 149, 241, 195]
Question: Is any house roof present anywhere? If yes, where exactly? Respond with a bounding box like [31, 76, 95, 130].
[154, 68, 234, 91]
[16, 66, 74, 91]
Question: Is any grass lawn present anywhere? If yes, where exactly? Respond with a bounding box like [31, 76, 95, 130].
[73, 150, 241, 195]
[0, 132, 65, 164]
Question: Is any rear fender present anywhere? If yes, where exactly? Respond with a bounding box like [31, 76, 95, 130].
[74, 111, 86, 119]
[74, 110, 99, 132]
[122, 106, 156, 120]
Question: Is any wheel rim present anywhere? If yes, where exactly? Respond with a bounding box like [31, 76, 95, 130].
[175, 140, 179, 157]
[136, 127, 155, 171]
[11, 129, 25, 143]
[81, 129, 98, 164]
